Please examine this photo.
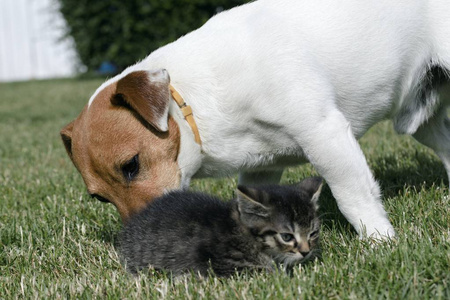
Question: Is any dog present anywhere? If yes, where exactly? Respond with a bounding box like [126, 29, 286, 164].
[60, 0, 450, 239]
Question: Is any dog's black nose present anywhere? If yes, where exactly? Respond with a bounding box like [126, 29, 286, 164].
[90, 193, 110, 203]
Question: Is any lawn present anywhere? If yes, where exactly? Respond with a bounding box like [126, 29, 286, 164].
[0, 78, 448, 299]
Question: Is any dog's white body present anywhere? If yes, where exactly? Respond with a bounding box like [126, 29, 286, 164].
[87, 0, 450, 238]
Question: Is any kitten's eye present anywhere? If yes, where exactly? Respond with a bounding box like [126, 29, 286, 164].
[122, 154, 139, 181]
[309, 230, 319, 239]
[280, 233, 295, 242]
[261, 230, 277, 236]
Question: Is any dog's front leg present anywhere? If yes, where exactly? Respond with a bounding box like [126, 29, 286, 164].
[299, 109, 395, 239]
[238, 169, 284, 185]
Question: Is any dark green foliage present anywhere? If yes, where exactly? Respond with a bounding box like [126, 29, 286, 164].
[58, 0, 252, 72]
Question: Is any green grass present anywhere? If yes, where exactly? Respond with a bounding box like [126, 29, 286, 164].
[0, 78, 449, 299]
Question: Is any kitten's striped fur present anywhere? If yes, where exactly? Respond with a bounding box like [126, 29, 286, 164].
[119, 177, 323, 277]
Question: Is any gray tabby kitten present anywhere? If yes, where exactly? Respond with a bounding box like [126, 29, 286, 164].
[119, 177, 323, 277]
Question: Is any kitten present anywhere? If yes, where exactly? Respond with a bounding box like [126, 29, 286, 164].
[119, 177, 323, 277]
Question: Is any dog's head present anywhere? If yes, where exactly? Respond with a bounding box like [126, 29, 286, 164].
[60, 69, 181, 222]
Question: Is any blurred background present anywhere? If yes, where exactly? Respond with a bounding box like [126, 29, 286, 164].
[0, 0, 251, 82]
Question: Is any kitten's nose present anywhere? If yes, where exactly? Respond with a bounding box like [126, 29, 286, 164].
[300, 251, 310, 257]
[298, 242, 310, 257]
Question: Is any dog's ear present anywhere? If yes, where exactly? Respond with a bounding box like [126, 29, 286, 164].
[60, 120, 75, 159]
[112, 69, 171, 132]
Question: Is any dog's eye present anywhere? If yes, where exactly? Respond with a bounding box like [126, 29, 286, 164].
[280, 233, 295, 242]
[122, 154, 139, 181]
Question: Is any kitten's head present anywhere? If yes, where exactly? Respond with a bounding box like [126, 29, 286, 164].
[235, 177, 323, 268]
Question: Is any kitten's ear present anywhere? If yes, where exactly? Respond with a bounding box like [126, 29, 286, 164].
[236, 186, 270, 227]
[297, 177, 323, 209]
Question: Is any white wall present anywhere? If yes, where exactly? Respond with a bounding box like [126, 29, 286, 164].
[0, 0, 78, 82]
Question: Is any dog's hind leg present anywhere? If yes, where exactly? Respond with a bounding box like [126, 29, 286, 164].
[417, 1, 450, 185]
[413, 101, 450, 187]
[238, 169, 284, 185]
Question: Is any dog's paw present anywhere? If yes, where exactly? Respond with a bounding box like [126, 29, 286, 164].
[359, 224, 396, 242]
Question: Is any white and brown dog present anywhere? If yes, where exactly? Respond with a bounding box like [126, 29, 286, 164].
[61, 0, 450, 239]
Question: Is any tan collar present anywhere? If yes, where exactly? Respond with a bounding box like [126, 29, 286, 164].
[169, 85, 202, 145]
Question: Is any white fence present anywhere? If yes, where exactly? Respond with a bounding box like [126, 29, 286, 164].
[0, 0, 78, 82]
